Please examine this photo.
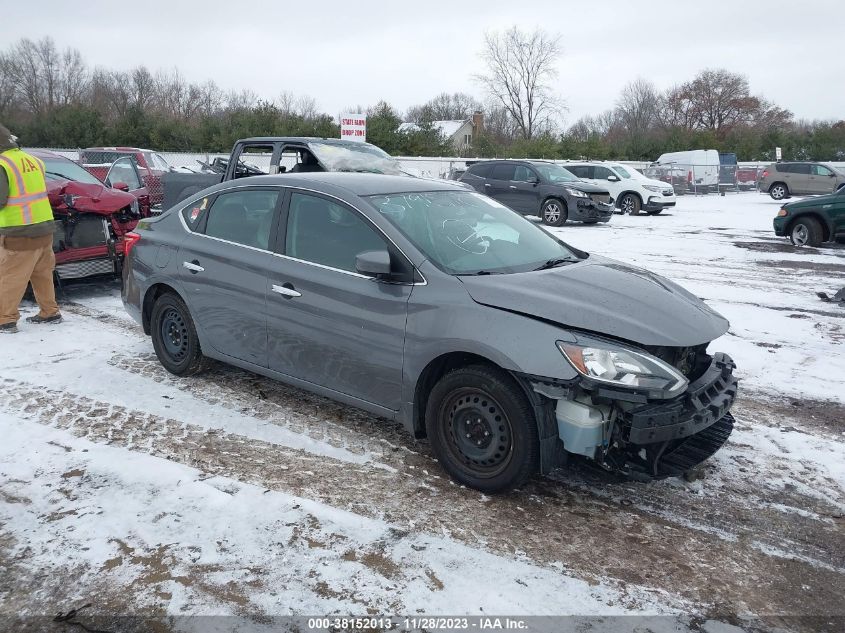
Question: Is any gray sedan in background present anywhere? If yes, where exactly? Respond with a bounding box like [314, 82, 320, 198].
[123, 173, 738, 492]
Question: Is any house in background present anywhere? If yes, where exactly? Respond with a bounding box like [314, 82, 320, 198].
[398, 111, 484, 155]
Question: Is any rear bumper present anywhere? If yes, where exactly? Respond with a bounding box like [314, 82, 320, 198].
[621, 353, 738, 445]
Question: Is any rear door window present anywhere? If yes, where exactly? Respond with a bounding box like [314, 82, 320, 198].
[490, 164, 516, 181]
[568, 165, 593, 179]
[203, 189, 280, 250]
[466, 163, 492, 178]
[181, 195, 213, 230]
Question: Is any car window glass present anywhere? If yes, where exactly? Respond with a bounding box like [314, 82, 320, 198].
[285, 193, 386, 273]
[568, 165, 592, 179]
[613, 166, 631, 178]
[490, 164, 516, 181]
[106, 157, 142, 190]
[794, 163, 811, 174]
[593, 166, 613, 180]
[812, 165, 832, 176]
[204, 189, 279, 250]
[513, 165, 535, 182]
[467, 163, 491, 178]
[181, 195, 212, 230]
[150, 152, 170, 171]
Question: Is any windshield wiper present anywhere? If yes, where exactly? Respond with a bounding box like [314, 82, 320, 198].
[534, 257, 576, 271]
[458, 270, 503, 276]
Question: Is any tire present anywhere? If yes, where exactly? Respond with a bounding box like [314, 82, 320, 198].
[619, 193, 641, 215]
[425, 365, 540, 493]
[646, 209, 663, 215]
[582, 220, 598, 224]
[789, 217, 824, 248]
[541, 199, 567, 226]
[150, 292, 209, 376]
[769, 183, 788, 200]
[835, 237, 845, 244]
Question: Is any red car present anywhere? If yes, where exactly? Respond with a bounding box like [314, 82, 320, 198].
[30, 149, 150, 282]
[79, 147, 171, 208]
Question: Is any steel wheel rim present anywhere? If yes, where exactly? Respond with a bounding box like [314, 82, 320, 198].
[544, 203, 561, 223]
[160, 308, 189, 362]
[440, 388, 513, 477]
[792, 224, 809, 246]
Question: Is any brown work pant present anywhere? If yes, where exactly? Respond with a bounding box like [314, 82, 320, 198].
[0, 235, 60, 326]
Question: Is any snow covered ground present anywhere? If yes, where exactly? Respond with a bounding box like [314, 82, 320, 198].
[1, 191, 843, 633]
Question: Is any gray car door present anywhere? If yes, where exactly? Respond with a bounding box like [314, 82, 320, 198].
[177, 187, 281, 367]
[809, 164, 837, 194]
[487, 163, 520, 211]
[266, 190, 411, 410]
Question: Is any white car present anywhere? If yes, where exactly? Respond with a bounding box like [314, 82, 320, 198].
[565, 162, 677, 215]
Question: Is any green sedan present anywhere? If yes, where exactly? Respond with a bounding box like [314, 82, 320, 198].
[773, 187, 845, 247]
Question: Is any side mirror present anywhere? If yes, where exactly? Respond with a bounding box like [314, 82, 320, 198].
[111, 181, 130, 191]
[530, 176, 540, 184]
[607, 175, 620, 182]
[356, 249, 392, 278]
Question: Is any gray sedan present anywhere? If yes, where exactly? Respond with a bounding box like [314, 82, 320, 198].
[123, 173, 738, 492]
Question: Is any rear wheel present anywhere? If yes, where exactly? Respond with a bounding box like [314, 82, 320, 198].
[769, 183, 788, 200]
[541, 199, 567, 226]
[789, 217, 823, 247]
[425, 365, 539, 493]
[151, 292, 209, 376]
[619, 193, 641, 215]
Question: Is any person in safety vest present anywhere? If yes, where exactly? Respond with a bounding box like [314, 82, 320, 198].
[0, 124, 62, 334]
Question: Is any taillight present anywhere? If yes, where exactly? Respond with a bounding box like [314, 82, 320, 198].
[761, 170, 769, 178]
[124, 232, 141, 257]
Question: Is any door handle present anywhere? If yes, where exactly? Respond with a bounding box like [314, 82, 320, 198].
[272, 283, 302, 298]
[484, 183, 491, 187]
[509, 185, 517, 189]
[183, 261, 204, 273]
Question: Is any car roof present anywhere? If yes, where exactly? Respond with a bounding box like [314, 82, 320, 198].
[211, 172, 467, 197]
[25, 148, 67, 160]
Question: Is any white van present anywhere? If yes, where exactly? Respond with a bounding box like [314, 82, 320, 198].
[653, 150, 720, 192]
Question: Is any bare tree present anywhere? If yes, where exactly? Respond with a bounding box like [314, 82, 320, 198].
[406, 92, 483, 123]
[475, 27, 564, 139]
[615, 79, 660, 137]
[278, 92, 319, 119]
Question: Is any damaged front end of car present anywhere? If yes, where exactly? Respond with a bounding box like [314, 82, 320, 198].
[526, 333, 738, 480]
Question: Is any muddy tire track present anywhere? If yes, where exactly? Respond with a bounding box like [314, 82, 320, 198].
[1, 377, 843, 629]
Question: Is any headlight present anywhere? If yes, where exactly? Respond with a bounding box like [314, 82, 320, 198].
[557, 337, 688, 396]
[642, 184, 663, 192]
[130, 199, 140, 215]
[777, 208, 788, 217]
[565, 188, 589, 198]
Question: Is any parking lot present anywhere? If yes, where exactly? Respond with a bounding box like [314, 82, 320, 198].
[1, 192, 843, 632]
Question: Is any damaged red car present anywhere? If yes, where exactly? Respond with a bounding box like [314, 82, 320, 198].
[29, 149, 150, 283]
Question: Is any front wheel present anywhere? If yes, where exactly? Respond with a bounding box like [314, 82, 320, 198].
[769, 183, 788, 200]
[151, 292, 209, 376]
[619, 193, 641, 215]
[541, 199, 567, 226]
[425, 365, 540, 493]
[789, 217, 823, 247]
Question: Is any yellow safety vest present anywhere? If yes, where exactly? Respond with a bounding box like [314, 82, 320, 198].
[0, 148, 54, 228]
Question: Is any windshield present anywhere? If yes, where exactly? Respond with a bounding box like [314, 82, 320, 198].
[41, 156, 103, 185]
[613, 165, 632, 178]
[367, 190, 584, 275]
[308, 141, 402, 175]
[531, 163, 578, 183]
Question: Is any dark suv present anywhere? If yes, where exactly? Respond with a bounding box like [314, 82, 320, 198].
[460, 160, 614, 226]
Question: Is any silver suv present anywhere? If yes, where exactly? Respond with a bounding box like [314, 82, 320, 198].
[758, 162, 845, 200]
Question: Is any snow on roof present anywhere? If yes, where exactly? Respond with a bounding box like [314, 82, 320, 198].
[398, 119, 470, 139]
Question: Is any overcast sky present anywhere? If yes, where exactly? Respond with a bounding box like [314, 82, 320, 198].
[3, 0, 843, 124]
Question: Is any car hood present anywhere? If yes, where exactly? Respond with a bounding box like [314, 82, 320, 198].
[46, 178, 136, 215]
[458, 255, 729, 347]
[562, 181, 609, 194]
[786, 190, 842, 209]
